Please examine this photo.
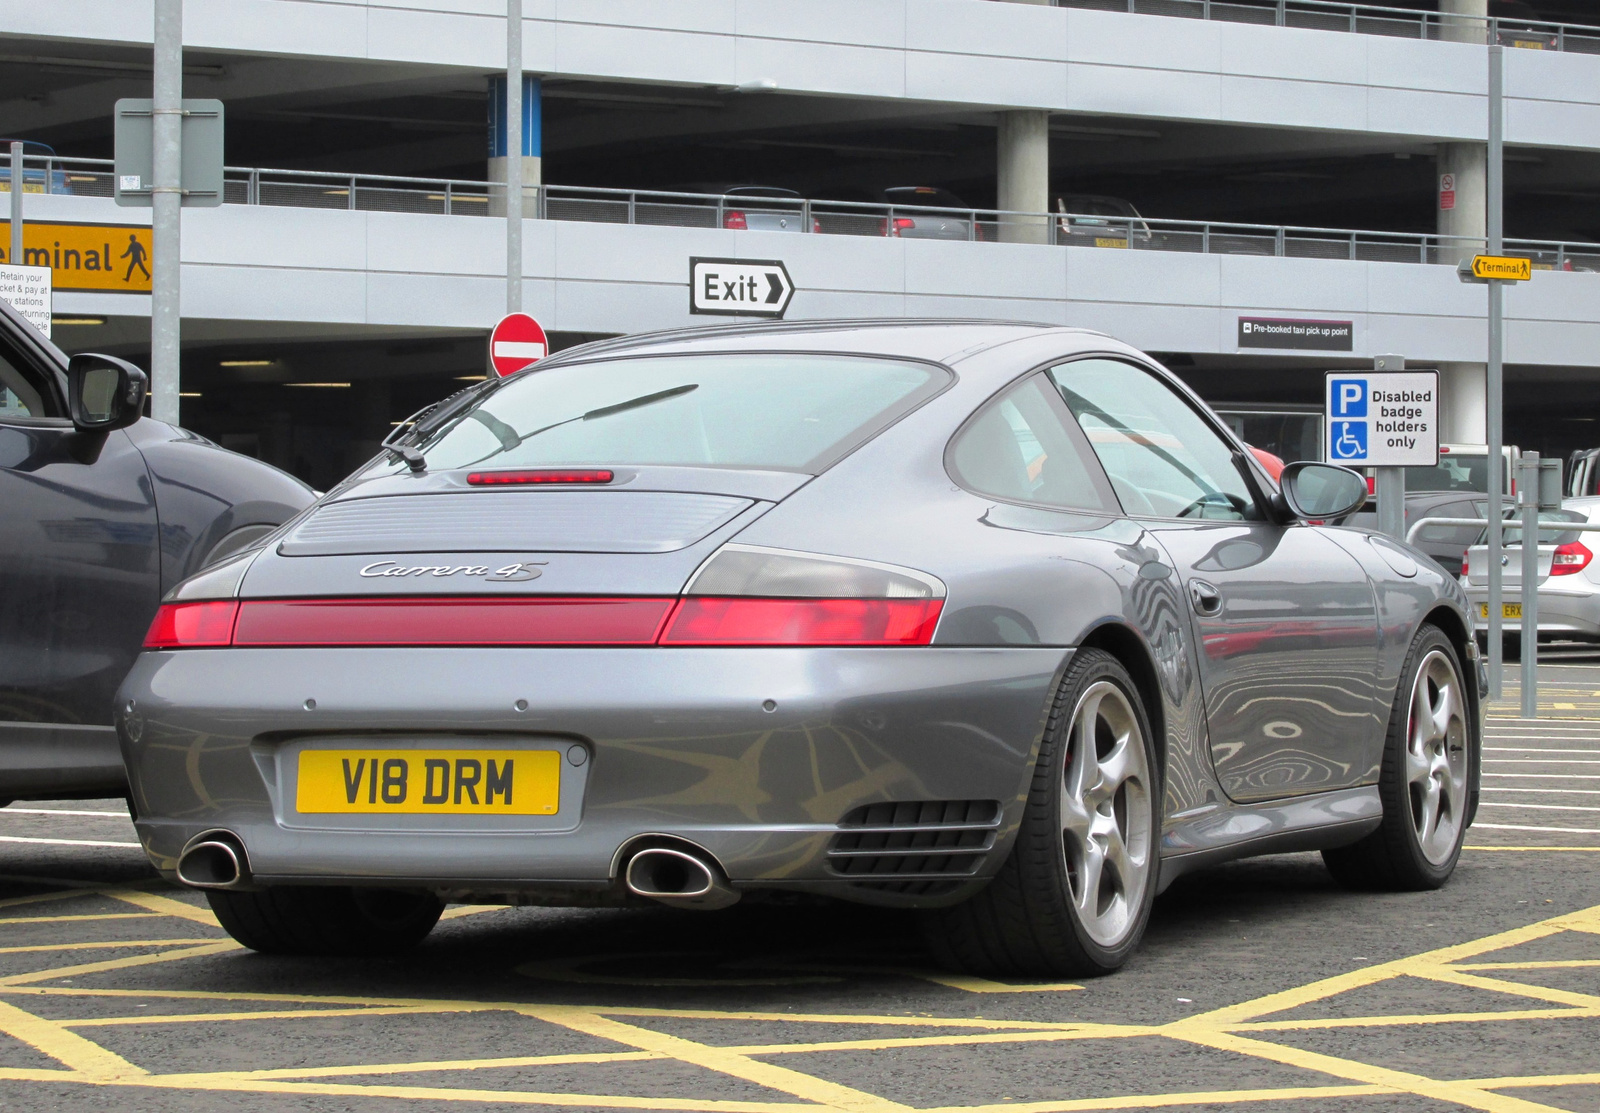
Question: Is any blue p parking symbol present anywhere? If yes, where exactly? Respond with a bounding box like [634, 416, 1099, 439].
[1330, 379, 1367, 417]
[1331, 421, 1368, 460]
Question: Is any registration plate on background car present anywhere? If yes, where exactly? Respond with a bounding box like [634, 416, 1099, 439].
[296, 749, 560, 815]
[1094, 237, 1128, 249]
[1479, 603, 1523, 619]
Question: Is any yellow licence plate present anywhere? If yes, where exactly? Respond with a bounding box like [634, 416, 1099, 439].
[296, 749, 559, 815]
[1480, 603, 1522, 619]
[1094, 236, 1129, 249]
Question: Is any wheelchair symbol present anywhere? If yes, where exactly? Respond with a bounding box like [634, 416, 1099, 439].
[1331, 421, 1367, 460]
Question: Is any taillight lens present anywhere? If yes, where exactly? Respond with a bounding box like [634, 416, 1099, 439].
[144, 601, 240, 648]
[467, 469, 614, 486]
[1550, 541, 1592, 576]
[811, 217, 822, 233]
[888, 217, 916, 236]
[232, 597, 675, 646]
[1365, 475, 1377, 495]
[723, 209, 747, 230]
[660, 598, 942, 646]
[1460, 551, 1471, 577]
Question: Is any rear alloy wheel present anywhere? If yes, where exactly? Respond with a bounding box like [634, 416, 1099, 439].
[924, 649, 1159, 976]
[208, 886, 443, 956]
[1324, 625, 1473, 890]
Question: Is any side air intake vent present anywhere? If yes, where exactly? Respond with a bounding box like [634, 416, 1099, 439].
[827, 800, 1001, 895]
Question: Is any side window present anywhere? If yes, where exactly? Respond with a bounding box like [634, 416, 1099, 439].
[948, 373, 1117, 513]
[1049, 358, 1252, 520]
[0, 343, 51, 420]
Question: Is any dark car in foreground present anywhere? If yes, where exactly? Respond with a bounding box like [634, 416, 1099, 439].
[118, 320, 1480, 975]
[0, 300, 314, 801]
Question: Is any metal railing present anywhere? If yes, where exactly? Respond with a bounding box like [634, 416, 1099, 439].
[1055, 0, 1600, 53]
[8, 155, 1600, 273]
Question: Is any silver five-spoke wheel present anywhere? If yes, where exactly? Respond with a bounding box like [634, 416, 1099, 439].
[1061, 680, 1153, 949]
[1406, 648, 1469, 866]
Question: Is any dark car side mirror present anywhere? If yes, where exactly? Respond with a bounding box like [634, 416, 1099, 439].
[1280, 461, 1368, 522]
[68, 353, 148, 433]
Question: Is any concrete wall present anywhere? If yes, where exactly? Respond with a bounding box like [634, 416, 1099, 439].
[7, 1, 1600, 147]
[35, 192, 1600, 366]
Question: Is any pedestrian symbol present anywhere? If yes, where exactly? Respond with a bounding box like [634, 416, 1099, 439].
[1331, 421, 1368, 461]
[120, 233, 149, 282]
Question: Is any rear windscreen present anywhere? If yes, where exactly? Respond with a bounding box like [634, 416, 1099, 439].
[410, 353, 947, 473]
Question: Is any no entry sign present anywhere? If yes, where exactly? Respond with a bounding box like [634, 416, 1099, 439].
[489, 313, 548, 377]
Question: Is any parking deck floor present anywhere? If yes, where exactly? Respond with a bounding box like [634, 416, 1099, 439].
[0, 671, 1596, 1113]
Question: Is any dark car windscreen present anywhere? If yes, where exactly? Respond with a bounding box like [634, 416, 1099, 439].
[1406, 454, 1490, 492]
[410, 353, 946, 473]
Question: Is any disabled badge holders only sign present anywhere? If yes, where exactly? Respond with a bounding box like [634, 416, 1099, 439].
[690, 258, 794, 318]
[1325, 370, 1439, 468]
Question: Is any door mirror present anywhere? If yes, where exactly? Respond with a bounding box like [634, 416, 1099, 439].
[68, 354, 148, 433]
[1280, 461, 1368, 522]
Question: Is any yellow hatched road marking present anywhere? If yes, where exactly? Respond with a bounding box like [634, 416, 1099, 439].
[0, 912, 164, 925]
[0, 881, 1591, 1112]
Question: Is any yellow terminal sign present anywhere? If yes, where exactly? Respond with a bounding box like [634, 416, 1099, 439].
[0, 220, 153, 293]
[1470, 254, 1533, 282]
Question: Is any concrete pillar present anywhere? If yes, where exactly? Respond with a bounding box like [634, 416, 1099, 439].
[1440, 362, 1487, 444]
[1435, 1, 1490, 445]
[487, 74, 541, 216]
[1440, 0, 1487, 45]
[996, 0, 1052, 245]
[997, 110, 1050, 244]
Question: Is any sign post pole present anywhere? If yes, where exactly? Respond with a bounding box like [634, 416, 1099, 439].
[8, 142, 21, 268]
[1518, 451, 1539, 719]
[505, 0, 522, 315]
[1486, 42, 1506, 701]
[149, 0, 184, 426]
[1373, 354, 1407, 542]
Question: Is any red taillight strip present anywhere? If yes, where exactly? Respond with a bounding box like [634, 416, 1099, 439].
[143, 596, 944, 649]
[143, 600, 240, 648]
[467, 469, 614, 486]
[659, 597, 943, 646]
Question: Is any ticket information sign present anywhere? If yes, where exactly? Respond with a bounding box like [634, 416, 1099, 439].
[0, 265, 50, 337]
[1325, 371, 1439, 467]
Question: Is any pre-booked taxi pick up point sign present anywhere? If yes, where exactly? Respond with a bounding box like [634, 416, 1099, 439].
[1461, 254, 1533, 283]
[1325, 370, 1439, 468]
[690, 257, 794, 318]
[488, 313, 547, 377]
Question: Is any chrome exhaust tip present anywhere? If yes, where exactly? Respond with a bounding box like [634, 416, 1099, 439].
[176, 832, 250, 890]
[624, 847, 740, 910]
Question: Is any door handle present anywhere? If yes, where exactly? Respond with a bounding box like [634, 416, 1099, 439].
[1189, 580, 1223, 617]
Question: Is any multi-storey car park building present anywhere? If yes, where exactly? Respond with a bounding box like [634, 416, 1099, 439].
[2, 0, 1598, 488]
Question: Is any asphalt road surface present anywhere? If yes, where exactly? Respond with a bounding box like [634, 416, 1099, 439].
[0, 679, 1596, 1113]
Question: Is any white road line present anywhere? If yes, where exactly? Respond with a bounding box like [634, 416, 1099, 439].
[0, 835, 140, 849]
[1484, 787, 1600, 794]
[1477, 802, 1600, 812]
[1484, 748, 1600, 754]
[1484, 773, 1600, 779]
[1472, 823, 1600, 835]
[1484, 759, 1600, 764]
[0, 808, 129, 818]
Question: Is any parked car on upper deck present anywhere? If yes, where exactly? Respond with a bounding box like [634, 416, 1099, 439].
[0, 299, 315, 802]
[880, 186, 979, 240]
[1056, 195, 1153, 249]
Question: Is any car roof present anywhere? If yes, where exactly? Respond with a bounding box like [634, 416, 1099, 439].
[535, 318, 1113, 368]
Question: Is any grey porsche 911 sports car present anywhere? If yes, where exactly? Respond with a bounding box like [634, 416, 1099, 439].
[116, 320, 1481, 975]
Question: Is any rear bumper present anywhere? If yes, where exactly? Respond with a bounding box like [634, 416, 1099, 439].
[1465, 586, 1600, 638]
[116, 646, 1068, 904]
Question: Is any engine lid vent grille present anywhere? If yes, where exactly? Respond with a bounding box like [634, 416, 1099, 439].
[826, 800, 1001, 883]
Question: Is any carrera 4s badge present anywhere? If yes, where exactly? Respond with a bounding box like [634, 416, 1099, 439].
[358, 560, 547, 582]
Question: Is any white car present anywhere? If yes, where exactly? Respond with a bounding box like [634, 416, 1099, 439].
[1462, 498, 1600, 649]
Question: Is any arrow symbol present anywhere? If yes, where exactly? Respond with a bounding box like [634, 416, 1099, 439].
[765, 273, 783, 304]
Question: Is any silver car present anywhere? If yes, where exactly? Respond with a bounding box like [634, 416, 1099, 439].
[117, 321, 1480, 975]
[1463, 500, 1600, 648]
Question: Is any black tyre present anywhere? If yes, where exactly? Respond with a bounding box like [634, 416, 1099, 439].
[1323, 625, 1474, 891]
[923, 649, 1160, 977]
[208, 886, 443, 956]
